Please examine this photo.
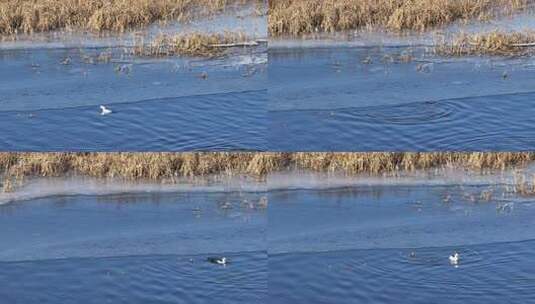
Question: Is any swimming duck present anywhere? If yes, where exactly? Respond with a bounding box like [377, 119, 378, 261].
[207, 257, 227, 265]
[60, 57, 71, 65]
[100, 105, 112, 115]
[449, 252, 460, 265]
[361, 56, 372, 65]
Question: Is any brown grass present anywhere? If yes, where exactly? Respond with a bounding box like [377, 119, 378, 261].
[269, 0, 529, 36]
[0, 0, 256, 35]
[436, 30, 535, 56]
[132, 31, 253, 57]
[271, 152, 535, 174]
[2, 152, 535, 192]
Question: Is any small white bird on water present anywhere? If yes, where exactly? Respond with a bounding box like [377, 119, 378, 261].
[449, 252, 460, 265]
[100, 105, 112, 115]
[207, 257, 227, 265]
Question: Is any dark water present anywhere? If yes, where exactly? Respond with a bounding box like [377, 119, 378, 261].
[269, 46, 535, 151]
[0, 47, 266, 151]
[269, 184, 535, 303]
[0, 192, 267, 303]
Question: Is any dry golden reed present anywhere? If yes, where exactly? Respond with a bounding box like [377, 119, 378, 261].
[0, 153, 267, 182]
[1, 152, 534, 192]
[133, 31, 252, 57]
[272, 152, 535, 174]
[0, 0, 256, 35]
[269, 0, 529, 36]
[436, 30, 535, 56]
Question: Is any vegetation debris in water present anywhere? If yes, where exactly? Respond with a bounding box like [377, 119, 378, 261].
[436, 31, 535, 57]
[132, 31, 255, 57]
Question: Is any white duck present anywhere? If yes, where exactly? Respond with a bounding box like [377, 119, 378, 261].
[207, 257, 227, 265]
[100, 105, 112, 115]
[449, 252, 460, 265]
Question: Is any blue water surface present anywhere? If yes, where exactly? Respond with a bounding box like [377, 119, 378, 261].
[0, 191, 267, 303]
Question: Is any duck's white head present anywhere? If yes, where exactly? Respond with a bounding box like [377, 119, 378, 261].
[220, 257, 227, 264]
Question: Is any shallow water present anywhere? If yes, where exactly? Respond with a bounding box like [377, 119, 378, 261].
[0, 44, 266, 151]
[269, 184, 535, 303]
[0, 192, 267, 303]
[269, 46, 535, 151]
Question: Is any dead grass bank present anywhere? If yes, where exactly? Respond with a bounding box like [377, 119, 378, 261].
[0, 153, 270, 192]
[269, 0, 528, 36]
[436, 30, 535, 56]
[270, 152, 535, 174]
[1, 152, 534, 192]
[0, 0, 257, 35]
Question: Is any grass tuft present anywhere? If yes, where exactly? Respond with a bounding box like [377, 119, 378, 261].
[436, 30, 535, 56]
[132, 31, 253, 57]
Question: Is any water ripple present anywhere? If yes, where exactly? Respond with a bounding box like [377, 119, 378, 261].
[270, 240, 535, 303]
[0, 90, 267, 151]
[270, 91, 535, 151]
[0, 252, 267, 304]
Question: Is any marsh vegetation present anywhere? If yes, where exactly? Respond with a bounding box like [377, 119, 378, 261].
[268, 0, 529, 36]
[436, 30, 535, 56]
[132, 31, 260, 57]
[0, 0, 260, 35]
[2, 152, 535, 192]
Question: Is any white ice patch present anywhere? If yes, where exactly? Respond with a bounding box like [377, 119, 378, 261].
[0, 175, 266, 204]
